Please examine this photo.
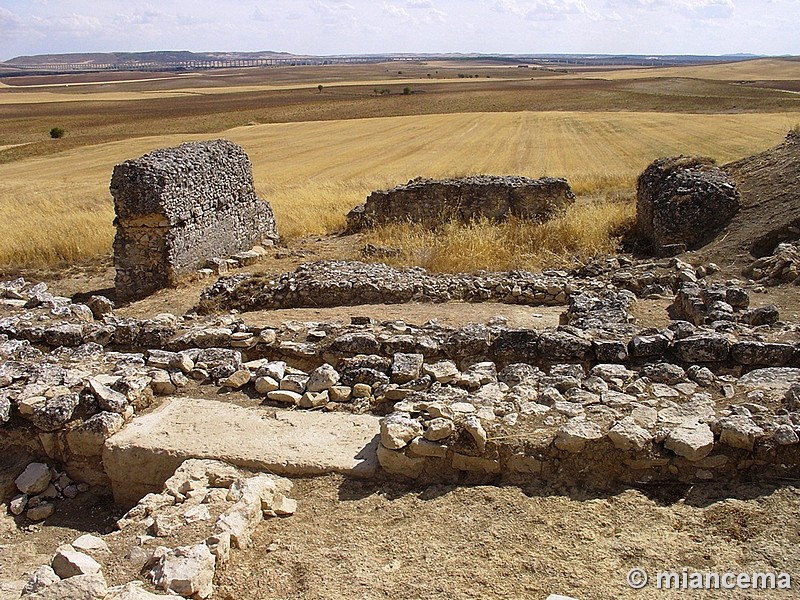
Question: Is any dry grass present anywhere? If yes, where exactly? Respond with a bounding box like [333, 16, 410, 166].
[0, 182, 114, 268]
[362, 195, 635, 272]
[574, 58, 800, 82]
[1, 110, 798, 269]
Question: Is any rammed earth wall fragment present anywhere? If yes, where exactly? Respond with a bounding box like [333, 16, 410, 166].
[111, 140, 278, 300]
[346, 175, 575, 232]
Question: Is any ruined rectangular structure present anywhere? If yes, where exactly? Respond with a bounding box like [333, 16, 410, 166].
[346, 175, 575, 233]
[111, 140, 278, 300]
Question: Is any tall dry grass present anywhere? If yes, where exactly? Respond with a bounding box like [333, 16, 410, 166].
[362, 193, 635, 273]
[0, 183, 114, 268]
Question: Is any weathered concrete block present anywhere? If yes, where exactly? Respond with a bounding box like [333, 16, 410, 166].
[112, 140, 278, 300]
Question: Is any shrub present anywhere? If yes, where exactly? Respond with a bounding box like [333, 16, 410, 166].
[49, 127, 65, 139]
[403, 86, 411, 95]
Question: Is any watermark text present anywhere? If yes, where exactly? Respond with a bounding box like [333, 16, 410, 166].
[627, 567, 792, 591]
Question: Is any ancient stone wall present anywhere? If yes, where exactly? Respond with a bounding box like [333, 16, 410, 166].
[346, 176, 575, 232]
[111, 140, 278, 300]
[635, 156, 739, 255]
[2, 275, 799, 500]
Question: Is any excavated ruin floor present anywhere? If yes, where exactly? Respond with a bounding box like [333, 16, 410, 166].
[3, 230, 800, 599]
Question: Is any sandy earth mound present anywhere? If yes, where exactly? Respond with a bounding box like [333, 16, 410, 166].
[695, 131, 800, 270]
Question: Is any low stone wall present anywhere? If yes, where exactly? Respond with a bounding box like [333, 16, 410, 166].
[376, 366, 800, 486]
[199, 260, 596, 312]
[2, 268, 799, 502]
[111, 140, 278, 301]
[635, 156, 740, 255]
[200, 258, 721, 315]
[346, 176, 575, 232]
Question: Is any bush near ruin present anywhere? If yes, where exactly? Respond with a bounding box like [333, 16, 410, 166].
[635, 156, 740, 255]
[111, 140, 278, 301]
[346, 175, 575, 233]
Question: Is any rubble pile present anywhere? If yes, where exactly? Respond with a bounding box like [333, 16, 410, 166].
[10, 459, 296, 599]
[746, 241, 800, 286]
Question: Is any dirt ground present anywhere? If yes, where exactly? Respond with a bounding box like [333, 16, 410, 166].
[2, 475, 799, 600]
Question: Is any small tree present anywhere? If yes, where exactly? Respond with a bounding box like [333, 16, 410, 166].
[317, 84, 323, 93]
[49, 127, 65, 139]
[403, 86, 411, 95]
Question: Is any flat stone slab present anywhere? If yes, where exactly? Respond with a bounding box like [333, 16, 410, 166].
[103, 398, 380, 506]
[739, 367, 800, 392]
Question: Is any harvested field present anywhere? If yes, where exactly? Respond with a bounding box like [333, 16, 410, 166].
[1, 110, 798, 268]
[2, 59, 799, 166]
[579, 57, 800, 81]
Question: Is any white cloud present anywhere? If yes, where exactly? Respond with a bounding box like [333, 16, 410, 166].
[114, 6, 163, 26]
[606, 0, 735, 19]
[30, 13, 102, 35]
[252, 6, 270, 22]
[384, 1, 444, 23]
[407, 0, 434, 7]
[491, 0, 526, 17]
[491, 0, 601, 21]
[311, 0, 356, 16]
[529, 0, 601, 20]
[310, 0, 358, 29]
[383, 3, 411, 18]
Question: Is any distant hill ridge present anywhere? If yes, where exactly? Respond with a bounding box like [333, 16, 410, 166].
[5, 50, 298, 66]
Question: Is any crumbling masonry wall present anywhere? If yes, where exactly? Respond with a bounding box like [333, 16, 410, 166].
[635, 156, 740, 255]
[346, 176, 575, 232]
[112, 140, 278, 300]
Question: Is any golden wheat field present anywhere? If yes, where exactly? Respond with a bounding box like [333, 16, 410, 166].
[576, 58, 800, 81]
[1, 109, 799, 269]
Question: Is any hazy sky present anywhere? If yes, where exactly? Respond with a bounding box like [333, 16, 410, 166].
[1, 0, 798, 61]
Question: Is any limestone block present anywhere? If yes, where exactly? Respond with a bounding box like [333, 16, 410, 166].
[51, 544, 102, 578]
[665, 420, 715, 461]
[148, 544, 215, 599]
[422, 360, 460, 384]
[67, 412, 125, 456]
[15, 462, 51, 495]
[380, 414, 423, 450]
[376, 445, 425, 478]
[105, 581, 171, 599]
[718, 415, 764, 451]
[608, 418, 653, 452]
[306, 363, 340, 392]
[554, 418, 603, 453]
[24, 574, 107, 600]
[391, 353, 424, 384]
[21, 565, 60, 596]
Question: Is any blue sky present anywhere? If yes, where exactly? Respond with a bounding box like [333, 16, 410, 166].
[0, 0, 798, 61]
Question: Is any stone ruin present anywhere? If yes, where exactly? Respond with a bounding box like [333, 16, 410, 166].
[111, 140, 278, 301]
[635, 156, 740, 255]
[2, 255, 800, 596]
[345, 175, 575, 232]
[4, 136, 800, 599]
